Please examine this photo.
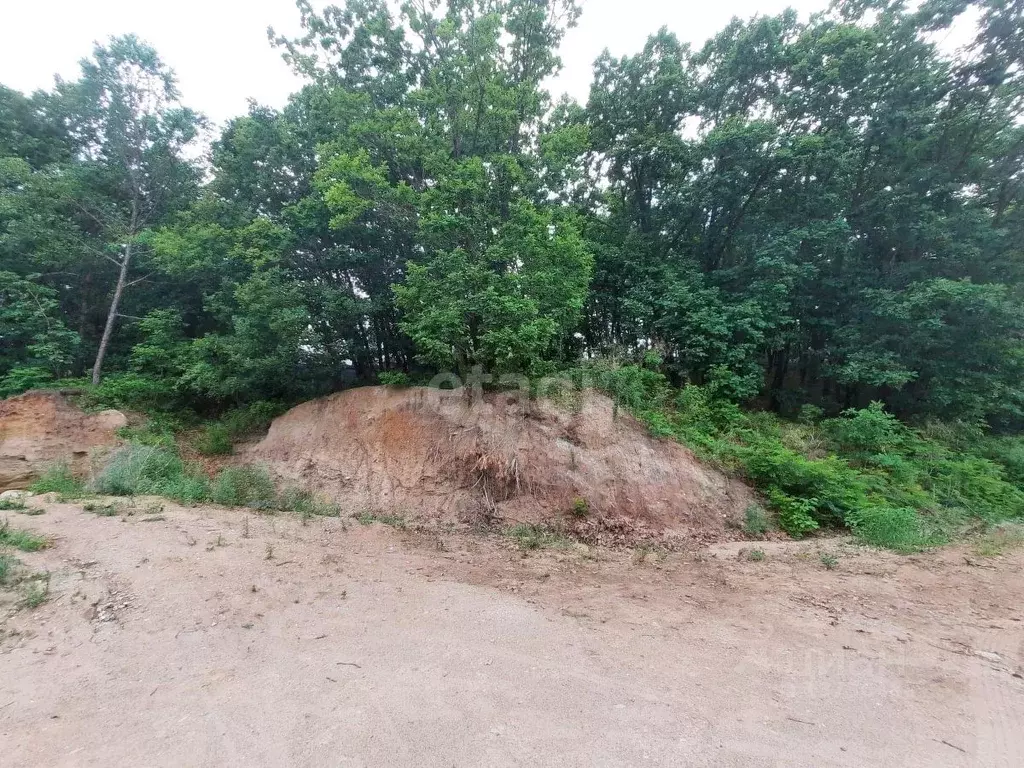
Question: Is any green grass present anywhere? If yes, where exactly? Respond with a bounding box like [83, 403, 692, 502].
[747, 548, 766, 562]
[29, 461, 85, 497]
[506, 522, 571, 551]
[354, 510, 407, 529]
[0, 519, 49, 552]
[0, 497, 26, 511]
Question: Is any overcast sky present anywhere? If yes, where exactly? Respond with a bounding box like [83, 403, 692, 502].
[1, 0, 829, 126]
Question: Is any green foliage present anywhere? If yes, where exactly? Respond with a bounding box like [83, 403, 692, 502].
[377, 371, 411, 388]
[195, 424, 233, 456]
[767, 490, 821, 538]
[29, 462, 84, 497]
[0, 498, 26, 511]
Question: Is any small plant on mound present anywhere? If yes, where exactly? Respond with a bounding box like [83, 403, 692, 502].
[747, 548, 766, 562]
[571, 496, 590, 518]
[29, 462, 84, 497]
[211, 465, 277, 509]
[819, 552, 839, 570]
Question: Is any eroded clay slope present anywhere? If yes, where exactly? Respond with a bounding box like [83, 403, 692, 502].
[0, 390, 126, 490]
[245, 386, 753, 544]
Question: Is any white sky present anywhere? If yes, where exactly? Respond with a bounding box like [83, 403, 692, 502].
[1, 0, 829, 126]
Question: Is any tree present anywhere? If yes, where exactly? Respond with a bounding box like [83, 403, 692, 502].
[61, 36, 202, 384]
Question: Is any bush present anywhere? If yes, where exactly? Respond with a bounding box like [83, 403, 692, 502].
[211, 465, 277, 509]
[767, 489, 820, 538]
[743, 504, 769, 537]
[378, 371, 411, 388]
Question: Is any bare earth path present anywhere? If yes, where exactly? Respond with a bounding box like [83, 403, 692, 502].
[1, 499, 1022, 767]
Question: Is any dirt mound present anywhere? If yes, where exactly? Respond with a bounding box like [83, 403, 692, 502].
[0, 391, 127, 490]
[244, 386, 754, 544]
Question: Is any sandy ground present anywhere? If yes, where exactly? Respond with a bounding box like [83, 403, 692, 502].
[1, 499, 1022, 767]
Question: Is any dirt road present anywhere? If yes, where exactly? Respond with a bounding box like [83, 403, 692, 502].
[2, 499, 1022, 766]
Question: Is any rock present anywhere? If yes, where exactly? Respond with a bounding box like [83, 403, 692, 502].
[0, 489, 32, 500]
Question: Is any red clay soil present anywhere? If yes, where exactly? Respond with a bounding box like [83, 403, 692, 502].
[0, 390, 126, 490]
[244, 386, 754, 545]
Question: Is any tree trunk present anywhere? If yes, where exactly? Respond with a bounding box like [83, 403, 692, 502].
[91, 241, 132, 385]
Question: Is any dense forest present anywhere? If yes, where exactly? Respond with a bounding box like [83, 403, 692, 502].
[4, 0, 1024, 546]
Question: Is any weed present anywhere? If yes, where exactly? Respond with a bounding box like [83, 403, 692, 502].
[507, 523, 570, 551]
[747, 548, 766, 562]
[29, 462, 84, 497]
[21, 576, 49, 608]
[0, 497, 26, 511]
[972, 523, 1024, 557]
[211, 465, 277, 509]
[264, 543, 274, 560]
[571, 496, 590, 518]
[83, 501, 123, 517]
[0, 520, 49, 552]
[743, 504, 769, 537]
[279, 486, 341, 518]
[0, 553, 18, 585]
[354, 510, 407, 529]
[820, 552, 839, 570]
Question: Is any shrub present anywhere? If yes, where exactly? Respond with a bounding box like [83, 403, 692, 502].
[743, 504, 769, 537]
[211, 465, 277, 509]
[571, 496, 590, 518]
[766, 489, 820, 538]
[0, 497, 26, 511]
[378, 371, 411, 387]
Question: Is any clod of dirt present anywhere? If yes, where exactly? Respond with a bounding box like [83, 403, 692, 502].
[244, 386, 754, 544]
[0, 390, 127, 490]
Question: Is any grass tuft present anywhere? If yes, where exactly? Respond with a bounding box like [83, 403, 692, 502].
[0, 519, 49, 552]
